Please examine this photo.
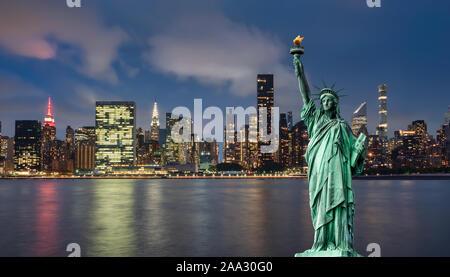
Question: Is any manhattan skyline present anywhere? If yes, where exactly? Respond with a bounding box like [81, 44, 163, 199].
[0, 0, 449, 140]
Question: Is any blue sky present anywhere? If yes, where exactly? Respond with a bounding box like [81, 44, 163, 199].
[0, 0, 449, 139]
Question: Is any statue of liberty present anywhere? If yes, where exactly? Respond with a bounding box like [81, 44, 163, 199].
[291, 36, 367, 257]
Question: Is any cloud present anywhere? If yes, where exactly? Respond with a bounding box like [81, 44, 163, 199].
[144, 12, 298, 98]
[0, 1, 128, 83]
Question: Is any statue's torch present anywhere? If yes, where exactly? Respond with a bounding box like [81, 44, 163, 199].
[290, 35, 305, 57]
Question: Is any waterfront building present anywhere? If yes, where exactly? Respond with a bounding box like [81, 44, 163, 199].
[0, 136, 14, 174]
[224, 108, 236, 164]
[279, 113, 291, 168]
[390, 121, 435, 169]
[95, 101, 136, 173]
[75, 126, 96, 172]
[163, 112, 180, 165]
[291, 121, 308, 172]
[247, 114, 259, 170]
[365, 134, 385, 170]
[14, 120, 42, 172]
[198, 140, 219, 171]
[436, 123, 450, 167]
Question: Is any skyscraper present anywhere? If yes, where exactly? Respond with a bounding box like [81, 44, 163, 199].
[247, 113, 259, 169]
[75, 126, 96, 172]
[224, 108, 236, 163]
[43, 96, 56, 143]
[279, 113, 291, 168]
[436, 123, 450, 167]
[257, 74, 274, 165]
[291, 121, 308, 171]
[365, 135, 385, 170]
[95, 101, 136, 173]
[14, 120, 42, 172]
[63, 126, 75, 173]
[376, 84, 388, 139]
[151, 101, 160, 142]
[164, 112, 179, 164]
[351, 101, 368, 137]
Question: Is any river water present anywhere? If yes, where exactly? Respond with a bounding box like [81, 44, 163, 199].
[0, 178, 449, 257]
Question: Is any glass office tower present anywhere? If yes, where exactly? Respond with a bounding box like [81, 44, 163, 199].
[95, 101, 136, 173]
[14, 120, 42, 172]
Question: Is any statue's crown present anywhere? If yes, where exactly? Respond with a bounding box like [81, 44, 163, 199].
[320, 88, 339, 99]
[312, 81, 347, 101]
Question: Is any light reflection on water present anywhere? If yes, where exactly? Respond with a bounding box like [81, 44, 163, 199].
[0, 178, 449, 257]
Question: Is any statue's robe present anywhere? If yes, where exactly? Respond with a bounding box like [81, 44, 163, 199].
[300, 100, 366, 255]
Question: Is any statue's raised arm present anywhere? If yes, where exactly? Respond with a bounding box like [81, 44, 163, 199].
[293, 54, 311, 106]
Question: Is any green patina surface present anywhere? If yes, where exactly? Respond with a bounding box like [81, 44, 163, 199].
[292, 47, 367, 257]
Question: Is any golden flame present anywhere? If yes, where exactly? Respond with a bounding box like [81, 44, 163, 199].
[293, 35, 304, 45]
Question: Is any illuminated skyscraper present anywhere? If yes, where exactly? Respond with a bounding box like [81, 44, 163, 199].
[43, 96, 56, 143]
[436, 123, 450, 167]
[14, 120, 42, 172]
[247, 113, 259, 169]
[279, 113, 291, 168]
[351, 101, 368, 137]
[376, 84, 388, 140]
[43, 96, 55, 127]
[151, 101, 160, 142]
[257, 74, 274, 164]
[224, 108, 236, 163]
[365, 135, 385, 170]
[95, 101, 136, 173]
[291, 121, 308, 172]
[164, 112, 179, 164]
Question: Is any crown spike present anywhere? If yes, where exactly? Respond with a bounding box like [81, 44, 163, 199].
[313, 85, 322, 91]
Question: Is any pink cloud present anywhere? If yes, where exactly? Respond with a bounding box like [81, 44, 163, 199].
[0, 1, 127, 83]
[13, 38, 56, 60]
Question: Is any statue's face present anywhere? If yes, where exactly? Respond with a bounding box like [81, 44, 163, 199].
[321, 95, 337, 112]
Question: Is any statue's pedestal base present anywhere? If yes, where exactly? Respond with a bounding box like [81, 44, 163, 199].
[295, 249, 362, 257]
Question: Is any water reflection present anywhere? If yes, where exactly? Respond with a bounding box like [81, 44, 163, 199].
[33, 181, 60, 256]
[0, 178, 449, 256]
[87, 180, 137, 256]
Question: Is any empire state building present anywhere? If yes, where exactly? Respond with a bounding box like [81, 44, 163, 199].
[43, 96, 56, 142]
